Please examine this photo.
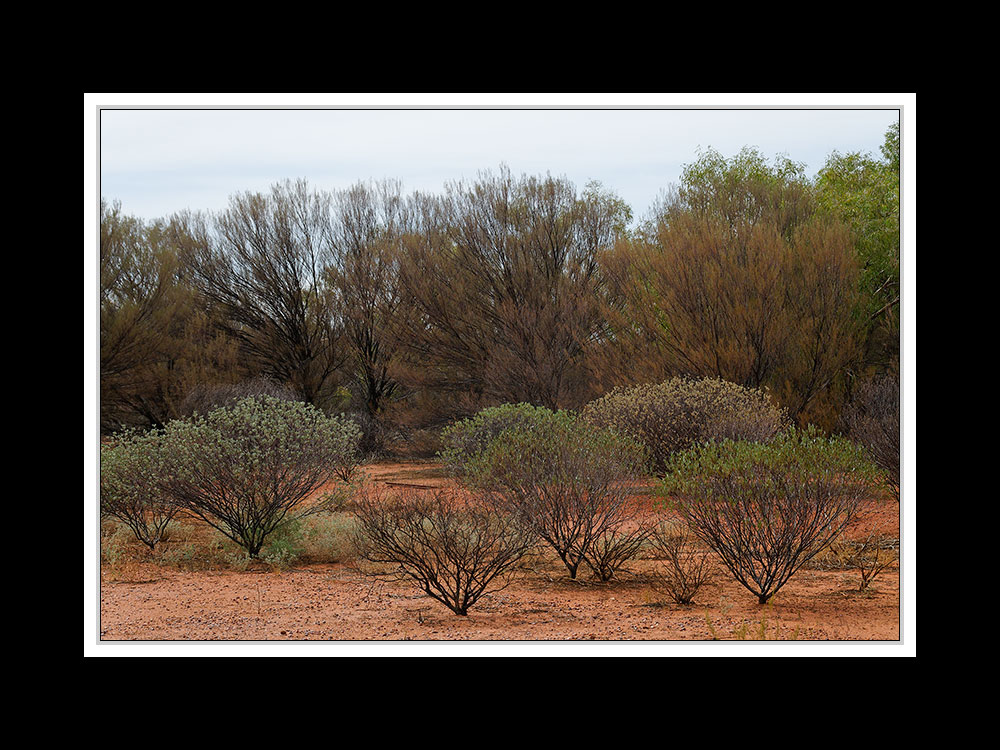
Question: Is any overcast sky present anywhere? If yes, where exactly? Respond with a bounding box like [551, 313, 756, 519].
[98, 103, 900, 224]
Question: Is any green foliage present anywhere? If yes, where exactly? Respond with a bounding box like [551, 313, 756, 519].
[440, 403, 567, 478]
[100, 431, 178, 550]
[443, 403, 646, 492]
[583, 377, 789, 476]
[442, 403, 647, 579]
[669, 145, 814, 241]
[661, 426, 877, 604]
[156, 395, 362, 557]
[663, 424, 876, 494]
[815, 122, 900, 365]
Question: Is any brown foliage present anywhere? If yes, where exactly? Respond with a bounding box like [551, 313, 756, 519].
[396, 167, 629, 413]
[840, 372, 900, 500]
[598, 174, 863, 425]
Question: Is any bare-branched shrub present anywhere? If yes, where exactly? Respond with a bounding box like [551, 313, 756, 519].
[663, 426, 876, 605]
[841, 372, 900, 500]
[352, 485, 534, 616]
[849, 526, 899, 592]
[157, 395, 361, 558]
[582, 377, 788, 475]
[444, 404, 647, 580]
[647, 520, 715, 604]
[100, 431, 179, 550]
[178, 376, 298, 418]
[583, 525, 652, 582]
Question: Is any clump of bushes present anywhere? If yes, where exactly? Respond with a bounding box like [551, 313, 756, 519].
[582, 376, 788, 475]
[662, 426, 876, 605]
[442, 403, 648, 580]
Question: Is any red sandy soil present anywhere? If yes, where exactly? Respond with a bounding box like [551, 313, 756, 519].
[98, 461, 901, 643]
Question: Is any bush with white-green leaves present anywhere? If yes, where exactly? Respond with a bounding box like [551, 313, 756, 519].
[156, 395, 362, 558]
[100, 430, 179, 550]
[582, 377, 789, 476]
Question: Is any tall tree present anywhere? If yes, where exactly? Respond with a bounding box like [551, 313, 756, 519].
[397, 167, 631, 412]
[815, 121, 900, 371]
[328, 180, 411, 422]
[171, 180, 346, 407]
[100, 200, 183, 430]
[600, 148, 862, 426]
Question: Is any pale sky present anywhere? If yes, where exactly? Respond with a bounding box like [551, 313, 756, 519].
[97, 99, 901, 224]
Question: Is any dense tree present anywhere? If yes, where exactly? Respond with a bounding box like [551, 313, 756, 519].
[171, 180, 346, 408]
[98, 133, 900, 441]
[397, 167, 631, 413]
[816, 122, 900, 371]
[325, 180, 418, 451]
[600, 148, 863, 427]
[100, 200, 184, 430]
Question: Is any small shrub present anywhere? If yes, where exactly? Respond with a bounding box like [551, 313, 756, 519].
[662, 426, 876, 605]
[157, 395, 362, 558]
[443, 404, 647, 579]
[352, 485, 534, 616]
[298, 513, 360, 564]
[647, 519, 715, 604]
[100, 431, 179, 550]
[582, 376, 789, 475]
[583, 525, 652, 582]
[848, 526, 899, 592]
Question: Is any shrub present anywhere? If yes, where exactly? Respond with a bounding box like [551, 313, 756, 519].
[583, 525, 652, 582]
[157, 395, 361, 558]
[662, 426, 876, 604]
[439, 403, 557, 479]
[582, 377, 788, 475]
[647, 519, 715, 604]
[444, 404, 647, 579]
[850, 527, 899, 592]
[840, 372, 900, 500]
[100, 431, 179, 550]
[352, 485, 534, 616]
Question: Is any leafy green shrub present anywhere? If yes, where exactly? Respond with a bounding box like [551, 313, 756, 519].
[100, 431, 179, 550]
[157, 395, 362, 558]
[582, 377, 788, 475]
[661, 426, 876, 605]
[439, 403, 556, 478]
[443, 404, 647, 579]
